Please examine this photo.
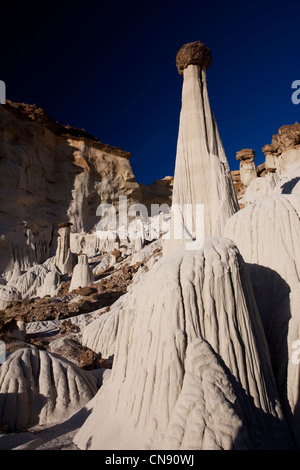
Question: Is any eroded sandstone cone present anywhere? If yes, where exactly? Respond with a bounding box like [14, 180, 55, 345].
[223, 194, 300, 445]
[176, 41, 212, 75]
[74, 238, 292, 450]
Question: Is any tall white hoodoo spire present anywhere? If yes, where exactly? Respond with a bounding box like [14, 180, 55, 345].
[165, 41, 239, 254]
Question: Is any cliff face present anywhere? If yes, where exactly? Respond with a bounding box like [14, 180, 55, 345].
[0, 101, 143, 273]
[139, 176, 173, 211]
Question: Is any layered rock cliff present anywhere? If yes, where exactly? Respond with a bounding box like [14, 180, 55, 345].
[0, 101, 172, 279]
[0, 101, 139, 273]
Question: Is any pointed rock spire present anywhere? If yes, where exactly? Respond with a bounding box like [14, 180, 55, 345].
[165, 41, 239, 254]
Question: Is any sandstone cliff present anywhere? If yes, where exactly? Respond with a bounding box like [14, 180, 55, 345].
[0, 101, 171, 278]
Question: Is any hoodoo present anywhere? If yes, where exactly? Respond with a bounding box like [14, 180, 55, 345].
[69, 253, 94, 292]
[236, 149, 257, 186]
[73, 43, 292, 450]
[55, 223, 74, 275]
[165, 41, 238, 254]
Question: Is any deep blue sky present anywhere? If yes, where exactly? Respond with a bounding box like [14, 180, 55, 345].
[1, 0, 300, 184]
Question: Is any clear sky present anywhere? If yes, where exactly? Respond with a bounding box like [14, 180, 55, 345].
[1, 0, 300, 184]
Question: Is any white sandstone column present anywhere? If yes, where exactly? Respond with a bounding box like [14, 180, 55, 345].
[55, 223, 74, 275]
[164, 41, 239, 255]
[69, 253, 94, 291]
[236, 148, 257, 186]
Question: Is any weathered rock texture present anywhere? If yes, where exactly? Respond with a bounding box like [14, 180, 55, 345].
[74, 238, 291, 450]
[223, 194, 300, 444]
[0, 101, 142, 276]
[139, 176, 173, 211]
[80, 241, 163, 358]
[55, 225, 74, 275]
[0, 346, 98, 431]
[69, 254, 94, 292]
[235, 123, 300, 205]
[165, 42, 238, 254]
[287, 283, 300, 444]
[262, 122, 300, 158]
[0, 285, 21, 310]
[176, 41, 212, 75]
[236, 149, 257, 186]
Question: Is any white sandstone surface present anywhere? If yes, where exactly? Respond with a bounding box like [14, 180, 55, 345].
[69, 254, 94, 292]
[74, 238, 291, 450]
[164, 61, 238, 255]
[224, 193, 300, 442]
[240, 148, 300, 206]
[0, 346, 98, 432]
[1, 45, 300, 452]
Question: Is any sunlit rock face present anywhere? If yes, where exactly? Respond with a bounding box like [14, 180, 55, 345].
[73, 42, 292, 451]
[74, 238, 291, 450]
[164, 42, 238, 255]
[1, 40, 299, 452]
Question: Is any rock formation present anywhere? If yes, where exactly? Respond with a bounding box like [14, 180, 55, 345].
[164, 41, 238, 254]
[262, 122, 300, 160]
[69, 254, 94, 292]
[81, 307, 119, 360]
[236, 149, 257, 186]
[0, 346, 98, 432]
[0, 285, 21, 310]
[1, 42, 300, 451]
[139, 176, 173, 211]
[74, 238, 291, 450]
[73, 42, 292, 451]
[0, 101, 175, 286]
[3, 259, 60, 301]
[0, 101, 143, 276]
[223, 194, 300, 443]
[234, 123, 300, 205]
[287, 283, 300, 444]
[55, 224, 75, 275]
